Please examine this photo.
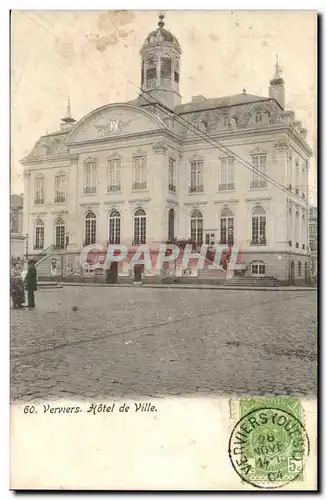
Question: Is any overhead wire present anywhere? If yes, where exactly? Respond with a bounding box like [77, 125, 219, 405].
[128, 80, 316, 211]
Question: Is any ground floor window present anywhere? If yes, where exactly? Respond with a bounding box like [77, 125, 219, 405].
[251, 262, 266, 276]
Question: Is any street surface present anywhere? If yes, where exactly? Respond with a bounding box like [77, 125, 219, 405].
[11, 287, 317, 402]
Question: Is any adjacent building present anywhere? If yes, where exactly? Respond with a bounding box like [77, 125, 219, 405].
[21, 15, 312, 283]
[10, 194, 25, 261]
[309, 206, 318, 281]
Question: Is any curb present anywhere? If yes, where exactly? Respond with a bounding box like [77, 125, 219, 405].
[45, 282, 317, 292]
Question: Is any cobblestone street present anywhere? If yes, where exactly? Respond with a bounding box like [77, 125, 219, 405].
[11, 287, 317, 402]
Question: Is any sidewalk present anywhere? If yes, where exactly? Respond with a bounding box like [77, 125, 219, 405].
[38, 282, 317, 292]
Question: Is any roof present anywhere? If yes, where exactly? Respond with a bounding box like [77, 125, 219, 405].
[175, 93, 271, 114]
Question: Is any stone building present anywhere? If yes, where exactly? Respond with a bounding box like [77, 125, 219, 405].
[21, 15, 312, 284]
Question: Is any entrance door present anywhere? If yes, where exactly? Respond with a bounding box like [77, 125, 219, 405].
[168, 208, 175, 241]
[290, 260, 295, 285]
[134, 264, 143, 283]
[106, 262, 118, 284]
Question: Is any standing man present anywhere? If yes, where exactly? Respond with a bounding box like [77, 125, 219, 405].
[25, 259, 37, 309]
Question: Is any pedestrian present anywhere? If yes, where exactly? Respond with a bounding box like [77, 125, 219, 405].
[10, 262, 25, 309]
[24, 259, 38, 309]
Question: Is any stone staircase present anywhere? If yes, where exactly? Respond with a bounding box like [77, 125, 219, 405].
[224, 276, 282, 287]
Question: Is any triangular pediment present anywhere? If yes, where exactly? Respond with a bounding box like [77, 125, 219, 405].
[66, 103, 165, 144]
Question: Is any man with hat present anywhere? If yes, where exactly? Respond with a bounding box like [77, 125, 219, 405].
[24, 259, 38, 309]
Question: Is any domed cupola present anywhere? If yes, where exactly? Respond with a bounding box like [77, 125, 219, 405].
[140, 14, 182, 109]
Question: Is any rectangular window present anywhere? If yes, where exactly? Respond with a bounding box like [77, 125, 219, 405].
[251, 154, 267, 188]
[251, 263, 266, 276]
[55, 175, 66, 203]
[189, 161, 204, 193]
[168, 158, 176, 192]
[174, 71, 179, 83]
[133, 157, 147, 190]
[107, 159, 121, 192]
[219, 157, 235, 191]
[146, 68, 156, 80]
[34, 177, 44, 204]
[161, 58, 171, 79]
[84, 162, 97, 194]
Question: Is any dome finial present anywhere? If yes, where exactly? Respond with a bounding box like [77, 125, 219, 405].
[274, 54, 282, 78]
[61, 96, 76, 124]
[158, 12, 165, 28]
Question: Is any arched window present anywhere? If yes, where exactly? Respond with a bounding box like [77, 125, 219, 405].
[251, 260, 266, 276]
[55, 217, 65, 249]
[133, 208, 146, 245]
[35, 218, 44, 250]
[190, 210, 203, 245]
[84, 211, 96, 246]
[224, 117, 231, 128]
[168, 208, 175, 241]
[220, 208, 234, 245]
[109, 209, 121, 244]
[251, 206, 267, 245]
[298, 261, 302, 276]
[255, 111, 263, 124]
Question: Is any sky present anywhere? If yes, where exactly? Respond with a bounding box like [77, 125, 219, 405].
[11, 10, 317, 202]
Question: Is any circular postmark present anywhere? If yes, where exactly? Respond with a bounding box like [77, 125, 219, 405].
[228, 407, 310, 489]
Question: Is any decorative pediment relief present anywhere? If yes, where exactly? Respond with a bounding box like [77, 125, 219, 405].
[108, 152, 122, 161]
[189, 152, 204, 161]
[132, 148, 147, 158]
[66, 104, 165, 144]
[84, 156, 98, 164]
[249, 148, 267, 156]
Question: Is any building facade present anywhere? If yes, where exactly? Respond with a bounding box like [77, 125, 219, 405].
[10, 194, 25, 261]
[21, 15, 312, 283]
[309, 206, 318, 281]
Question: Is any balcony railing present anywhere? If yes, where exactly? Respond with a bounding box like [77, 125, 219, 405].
[250, 181, 267, 189]
[34, 198, 44, 205]
[189, 185, 204, 193]
[84, 186, 96, 194]
[250, 239, 267, 246]
[132, 182, 147, 190]
[218, 183, 235, 191]
[107, 185, 121, 192]
[168, 184, 176, 192]
[54, 197, 65, 204]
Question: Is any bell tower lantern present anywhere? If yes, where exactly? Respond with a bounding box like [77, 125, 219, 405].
[140, 14, 182, 109]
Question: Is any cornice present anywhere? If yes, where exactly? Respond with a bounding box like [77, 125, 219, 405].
[20, 153, 79, 166]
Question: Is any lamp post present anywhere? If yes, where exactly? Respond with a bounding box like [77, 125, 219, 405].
[24, 233, 29, 261]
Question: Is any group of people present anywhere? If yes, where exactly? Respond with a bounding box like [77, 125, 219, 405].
[10, 259, 38, 309]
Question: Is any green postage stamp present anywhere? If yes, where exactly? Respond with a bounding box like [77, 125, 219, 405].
[228, 397, 310, 489]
